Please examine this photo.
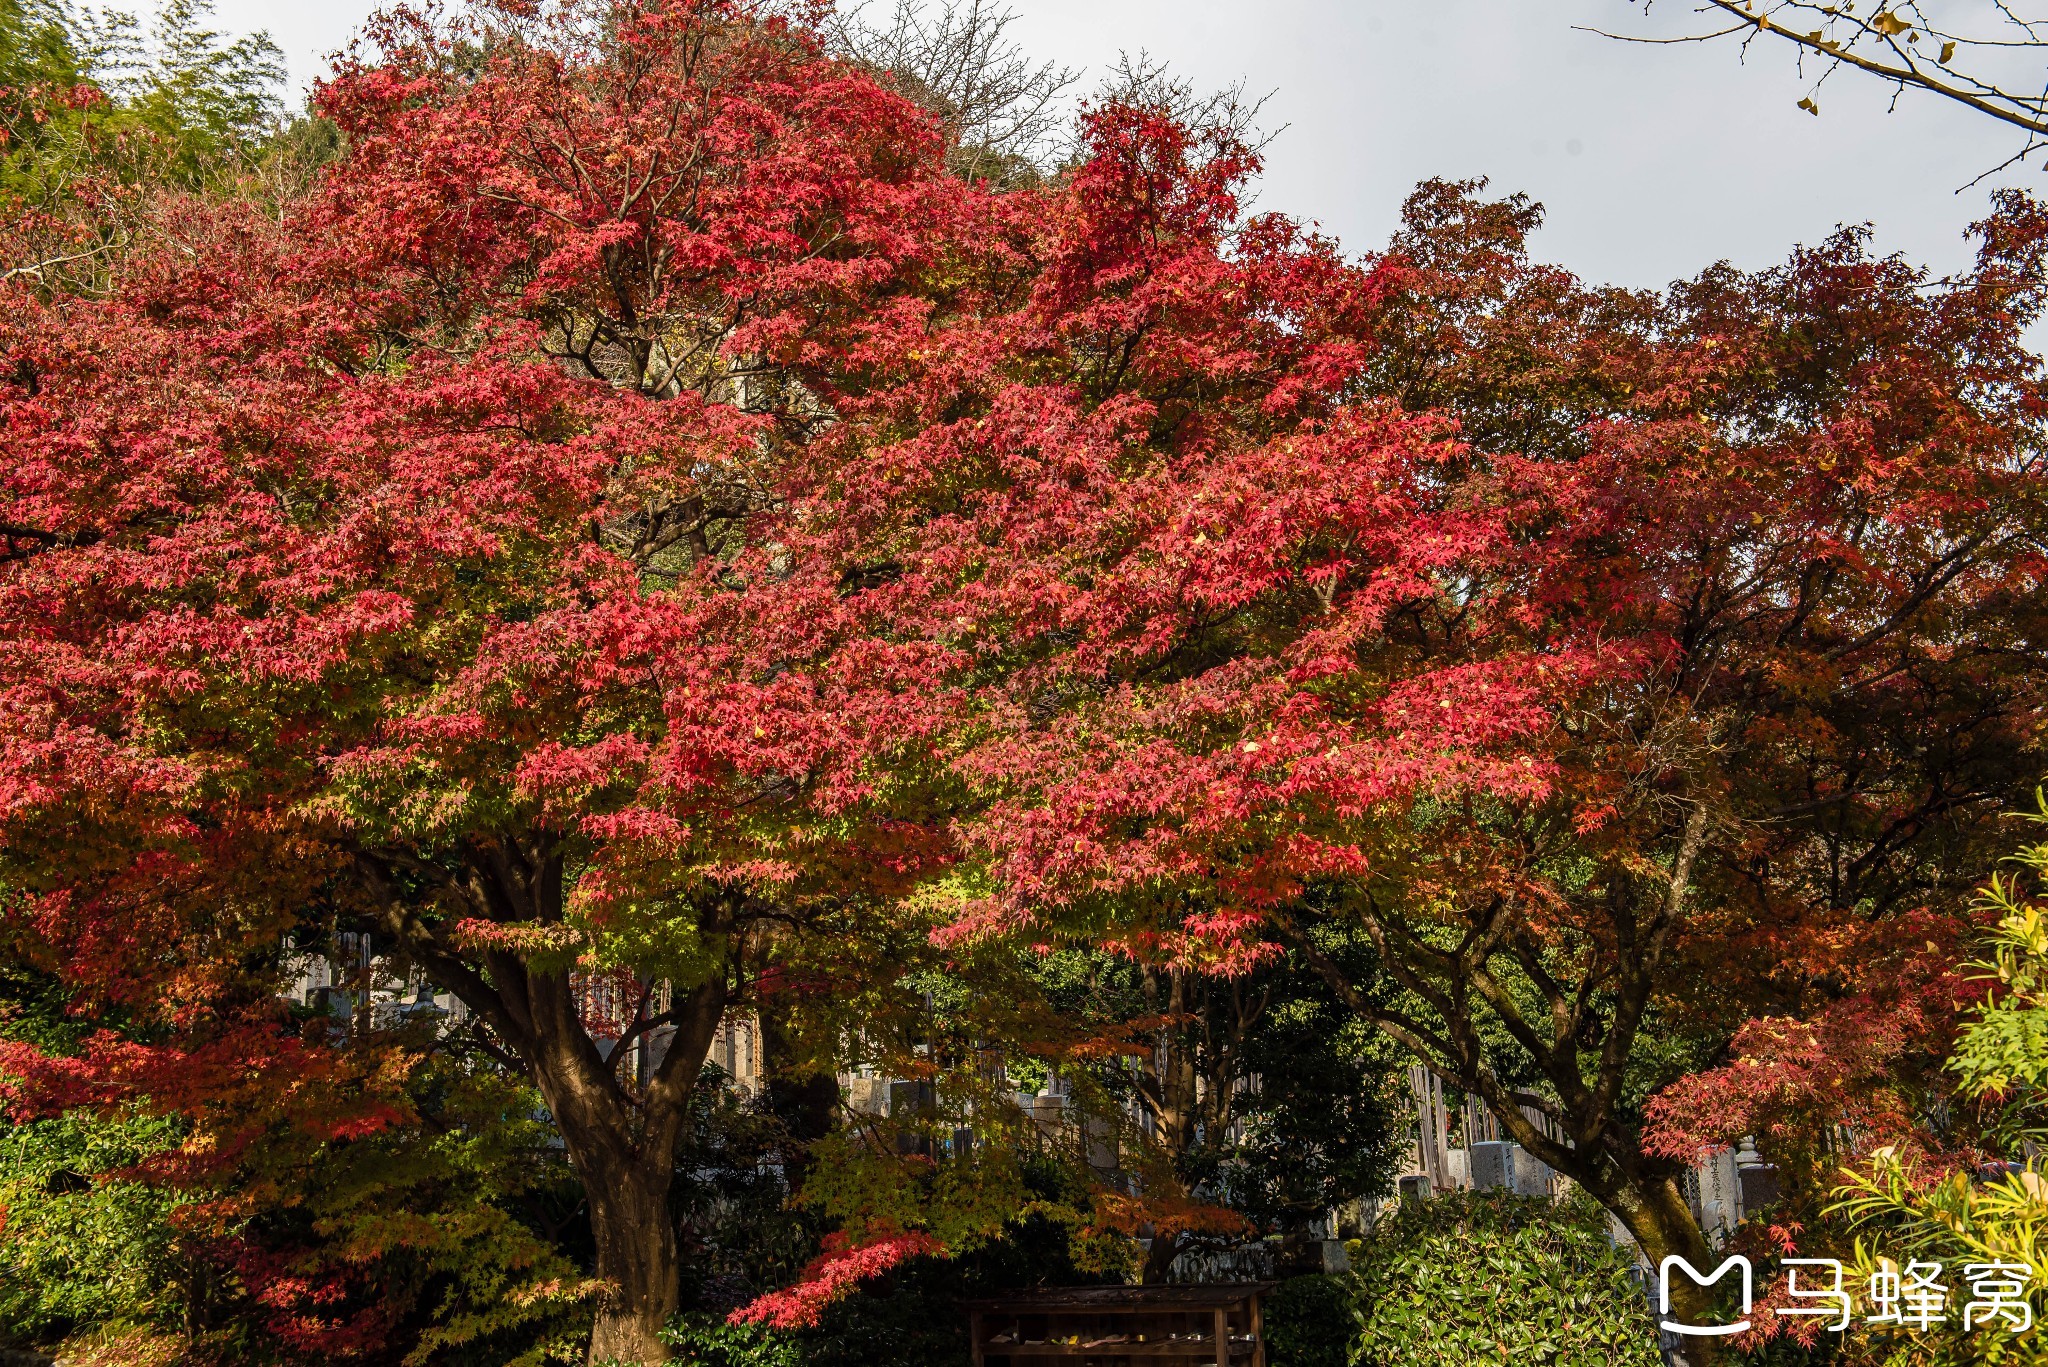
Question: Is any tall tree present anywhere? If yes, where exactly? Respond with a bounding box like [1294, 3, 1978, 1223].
[0, 1, 983, 1359]
[932, 172, 2048, 1349]
[1, 0, 287, 293]
[0, 13, 1453, 1350]
[1023, 935, 1404, 1284]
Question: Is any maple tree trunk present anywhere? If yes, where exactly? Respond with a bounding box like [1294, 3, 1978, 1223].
[361, 852, 734, 1366]
[1141, 1228, 1181, 1285]
[1599, 1170, 1726, 1367]
[583, 1153, 681, 1365]
[531, 999, 719, 1367]
[537, 1052, 694, 1366]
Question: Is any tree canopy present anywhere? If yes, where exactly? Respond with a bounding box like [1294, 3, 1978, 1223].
[2, 2, 2046, 1364]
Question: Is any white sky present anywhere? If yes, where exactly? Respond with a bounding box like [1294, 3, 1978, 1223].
[210, 0, 2029, 293]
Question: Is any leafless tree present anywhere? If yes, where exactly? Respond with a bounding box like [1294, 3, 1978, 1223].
[826, 0, 1079, 182]
[1084, 50, 1278, 160]
[1596, 2, 2048, 178]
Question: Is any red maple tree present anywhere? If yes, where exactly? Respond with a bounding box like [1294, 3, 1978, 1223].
[0, 2, 987, 1358]
[938, 174, 2048, 1343]
[6, 2, 2046, 1360]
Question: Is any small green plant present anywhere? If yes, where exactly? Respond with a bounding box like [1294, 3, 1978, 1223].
[1345, 1190, 1660, 1367]
[661, 1314, 805, 1367]
[0, 1108, 188, 1344]
[1827, 799, 2048, 1366]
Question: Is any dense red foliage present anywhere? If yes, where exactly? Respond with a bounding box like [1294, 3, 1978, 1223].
[3, 0, 2047, 1357]
[728, 1228, 942, 1330]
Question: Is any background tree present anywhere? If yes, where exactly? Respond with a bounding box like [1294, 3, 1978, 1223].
[1, 0, 286, 291]
[1325, 181, 2048, 1292]
[1021, 933, 1405, 1284]
[826, 0, 1077, 185]
[930, 157, 2048, 1350]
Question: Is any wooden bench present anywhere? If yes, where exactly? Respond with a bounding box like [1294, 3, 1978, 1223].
[964, 1283, 1273, 1367]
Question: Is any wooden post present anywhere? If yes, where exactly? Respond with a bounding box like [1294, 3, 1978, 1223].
[969, 1310, 984, 1367]
[1214, 1306, 1228, 1367]
[1248, 1290, 1265, 1367]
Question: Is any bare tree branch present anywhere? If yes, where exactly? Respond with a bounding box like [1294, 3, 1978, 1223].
[827, 0, 1079, 178]
[1088, 50, 1281, 159]
[1599, 1, 2048, 153]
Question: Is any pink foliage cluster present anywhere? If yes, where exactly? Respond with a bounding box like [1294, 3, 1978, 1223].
[728, 1230, 945, 1329]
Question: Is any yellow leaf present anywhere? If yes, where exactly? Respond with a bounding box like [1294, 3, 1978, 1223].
[1798, 97, 1820, 115]
[1940, 40, 1956, 62]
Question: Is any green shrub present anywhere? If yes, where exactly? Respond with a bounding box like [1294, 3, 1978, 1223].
[0, 1109, 187, 1346]
[661, 1314, 804, 1367]
[1346, 1190, 1661, 1367]
[1265, 1274, 1355, 1367]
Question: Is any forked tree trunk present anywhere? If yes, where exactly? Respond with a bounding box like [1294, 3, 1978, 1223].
[1141, 1229, 1181, 1285]
[362, 851, 733, 1366]
[520, 979, 724, 1367]
[522, 988, 723, 1366]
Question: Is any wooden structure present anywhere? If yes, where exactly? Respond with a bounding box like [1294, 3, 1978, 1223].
[964, 1284, 1272, 1367]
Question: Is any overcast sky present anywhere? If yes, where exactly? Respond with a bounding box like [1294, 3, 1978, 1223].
[210, 0, 2025, 293]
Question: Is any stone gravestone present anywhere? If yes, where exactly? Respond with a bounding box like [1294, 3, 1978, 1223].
[1686, 1145, 1743, 1243]
[1469, 1140, 1552, 1197]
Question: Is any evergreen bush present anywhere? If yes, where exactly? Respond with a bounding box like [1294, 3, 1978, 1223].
[1346, 1191, 1661, 1367]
